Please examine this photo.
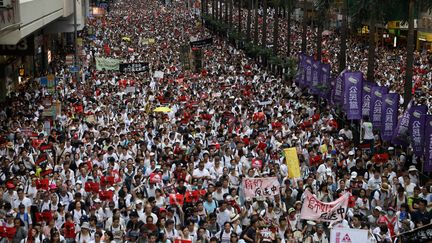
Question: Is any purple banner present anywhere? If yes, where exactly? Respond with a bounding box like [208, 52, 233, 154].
[410, 105, 427, 157]
[304, 56, 313, 88]
[343, 72, 363, 120]
[392, 101, 413, 146]
[319, 63, 331, 99]
[423, 115, 432, 172]
[311, 61, 321, 94]
[296, 54, 307, 87]
[333, 70, 345, 105]
[381, 93, 399, 141]
[361, 81, 375, 118]
[370, 86, 388, 131]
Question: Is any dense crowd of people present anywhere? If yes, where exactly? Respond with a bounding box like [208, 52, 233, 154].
[230, 3, 432, 104]
[0, 0, 431, 243]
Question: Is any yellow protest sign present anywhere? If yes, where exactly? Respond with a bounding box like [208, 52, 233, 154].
[284, 147, 301, 179]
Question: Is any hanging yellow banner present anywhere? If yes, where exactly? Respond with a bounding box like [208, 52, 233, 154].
[284, 148, 301, 179]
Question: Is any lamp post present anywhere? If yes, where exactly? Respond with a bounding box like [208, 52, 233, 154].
[73, 0, 79, 83]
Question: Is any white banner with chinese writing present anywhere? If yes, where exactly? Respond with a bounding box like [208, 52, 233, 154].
[300, 190, 349, 222]
[330, 228, 369, 243]
[242, 177, 280, 198]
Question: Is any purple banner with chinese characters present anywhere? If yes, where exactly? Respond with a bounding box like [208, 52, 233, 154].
[392, 101, 413, 147]
[304, 56, 313, 89]
[311, 61, 321, 94]
[362, 81, 375, 118]
[381, 93, 399, 142]
[343, 72, 363, 120]
[295, 54, 307, 87]
[370, 86, 388, 131]
[409, 105, 427, 157]
[423, 115, 432, 172]
[319, 63, 331, 99]
[333, 70, 345, 105]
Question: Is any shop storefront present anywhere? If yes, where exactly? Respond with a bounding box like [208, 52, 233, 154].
[0, 36, 34, 101]
[417, 31, 432, 52]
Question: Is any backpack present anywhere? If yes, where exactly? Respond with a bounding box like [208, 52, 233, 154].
[370, 189, 381, 207]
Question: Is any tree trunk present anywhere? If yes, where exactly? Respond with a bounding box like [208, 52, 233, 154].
[339, 0, 348, 73]
[219, 0, 223, 20]
[246, 0, 252, 41]
[273, 4, 279, 54]
[225, 0, 229, 23]
[301, 1, 308, 54]
[212, 0, 215, 19]
[261, 0, 268, 48]
[202, 0, 206, 17]
[404, 0, 415, 107]
[317, 16, 323, 61]
[253, 0, 259, 45]
[229, 0, 233, 27]
[287, 1, 292, 56]
[366, 14, 376, 82]
[238, 0, 242, 34]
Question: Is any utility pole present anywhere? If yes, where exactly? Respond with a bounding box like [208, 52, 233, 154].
[73, 0, 79, 83]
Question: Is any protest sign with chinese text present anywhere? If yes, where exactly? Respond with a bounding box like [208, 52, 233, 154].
[284, 148, 301, 178]
[242, 177, 280, 198]
[330, 228, 368, 243]
[300, 190, 349, 222]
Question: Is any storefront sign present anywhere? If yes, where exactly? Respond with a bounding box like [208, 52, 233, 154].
[0, 36, 34, 56]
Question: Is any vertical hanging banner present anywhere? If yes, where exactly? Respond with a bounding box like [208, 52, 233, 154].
[310, 61, 321, 94]
[295, 54, 306, 87]
[284, 148, 301, 179]
[343, 72, 363, 120]
[304, 56, 313, 88]
[409, 105, 427, 157]
[370, 86, 388, 131]
[319, 63, 331, 99]
[333, 70, 345, 105]
[361, 81, 375, 118]
[392, 101, 413, 146]
[424, 115, 432, 173]
[381, 93, 399, 141]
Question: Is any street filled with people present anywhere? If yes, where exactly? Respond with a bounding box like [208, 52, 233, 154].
[0, 0, 431, 243]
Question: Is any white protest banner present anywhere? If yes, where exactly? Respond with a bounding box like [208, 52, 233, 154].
[95, 57, 121, 71]
[300, 190, 349, 222]
[154, 71, 164, 79]
[242, 177, 280, 198]
[330, 228, 369, 243]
